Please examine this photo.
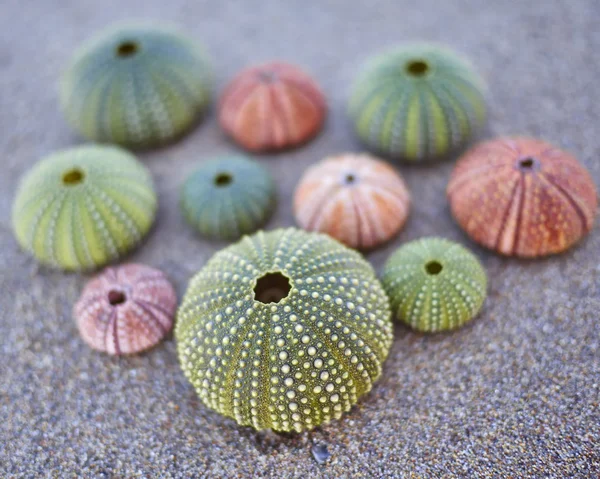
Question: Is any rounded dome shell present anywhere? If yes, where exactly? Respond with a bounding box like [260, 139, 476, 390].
[12, 145, 157, 270]
[60, 25, 212, 148]
[349, 43, 486, 161]
[176, 228, 393, 432]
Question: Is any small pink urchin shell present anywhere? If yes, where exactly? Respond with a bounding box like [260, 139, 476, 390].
[74, 264, 177, 355]
[293, 153, 411, 249]
[218, 61, 326, 152]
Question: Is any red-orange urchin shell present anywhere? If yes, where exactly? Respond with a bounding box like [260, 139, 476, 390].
[74, 264, 177, 355]
[218, 61, 326, 152]
[447, 137, 598, 257]
[293, 153, 411, 249]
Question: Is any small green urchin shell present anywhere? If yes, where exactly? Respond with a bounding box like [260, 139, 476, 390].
[60, 25, 212, 148]
[12, 145, 157, 271]
[176, 228, 393, 432]
[381, 237, 487, 332]
[180, 156, 276, 240]
[349, 43, 487, 161]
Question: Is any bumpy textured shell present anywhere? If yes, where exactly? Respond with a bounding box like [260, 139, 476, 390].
[60, 25, 212, 148]
[349, 43, 487, 161]
[219, 62, 326, 152]
[176, 228, 393, 432]
[74, 264, 177, 355]
[382, 237, 487, 332]
[180, 156, 276, 240]
[293, 153, 411, 249]
[447, 137, 598, 257]
[12, 145, 157, 271]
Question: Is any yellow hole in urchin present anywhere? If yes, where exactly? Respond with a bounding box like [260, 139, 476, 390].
[254, 272, 292, 304]
[62, 168, 84, 185]
[406, 59, 430, 77]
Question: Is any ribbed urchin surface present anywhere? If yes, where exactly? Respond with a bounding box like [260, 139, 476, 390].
[180, 156, 276, 240]
[11, 145, 157, 271]
[60, 24, 212, 148]
[176, 228, 393, 432]
[447, 137, 598, 257]
[293, 153, 411, 249]
[74, 263, 177, 355]
[219, 61, 326, 152]
[349, 43, 486, 161]
[382, 237, 487, 332]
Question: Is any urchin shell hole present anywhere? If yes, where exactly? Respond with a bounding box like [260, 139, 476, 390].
[116, 41, 139, 57]
[518, 157, 538, 171]
[62, 168, 84, 185]
[406, 59, 430, 76]
[425, 260, 443, 275]
[253, 272, 291, 304]
[108, 290, 126, 305]
[258, 70, 277, 82]
[344, 173, 356, 184]
[214, 172, 233, 187]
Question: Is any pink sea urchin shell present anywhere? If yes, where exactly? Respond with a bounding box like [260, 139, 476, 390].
[74, 264, 177, 355]
[219, 61, 326, 152]
[293, 153, 411, 249]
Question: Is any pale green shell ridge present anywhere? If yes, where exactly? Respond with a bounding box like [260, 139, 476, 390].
[181, 156, 276, 240]
[349, 43, 487, 162]
[60, 24, 212, 148]
[176, 228, 393, 432]
[381, 237, 487, 332]
[12, 145, 157, 271]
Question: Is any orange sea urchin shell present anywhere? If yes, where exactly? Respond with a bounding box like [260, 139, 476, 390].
[218, 61, 326, 152]
[447, 137, 598, 257]
[293, 153, 411, 249]
[74, 264, 177, 355]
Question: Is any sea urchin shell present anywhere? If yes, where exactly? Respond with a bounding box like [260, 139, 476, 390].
[219, 62, 326, 152]
[60, 25, 212, 148]
[12, 145, 157, 271]
[349, 43, 487, 161]
[176, 228, 393, 432]
[74, 264, 177, 355]
[382, 237, 487, 332]
[181, 156, 276, 240]
[293, 153, 411, 249]
[447, 137, 598, 257]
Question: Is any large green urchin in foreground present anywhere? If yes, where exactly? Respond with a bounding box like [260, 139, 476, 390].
[180, 156, 276, 240]
[12, 145, 157, 271]
[349, 43, 487, 161]
[382, 237, 487, 332]
[60, 25, 212, 148]
[176, 228, 393, 432]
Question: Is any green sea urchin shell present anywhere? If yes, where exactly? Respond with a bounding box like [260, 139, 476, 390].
[12, 145, 157, 271]
[382, 237, 487, 332]
[349, 43, 487, 161]
[60, 25, 212, 148]
[180, 156, 276, 240]
[176, 228, 393, 432]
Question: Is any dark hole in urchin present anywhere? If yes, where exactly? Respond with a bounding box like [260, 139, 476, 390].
[425, 260, 443, 275]
[406, 59, 430, 77]
[517, 157, 538, 171]
[253, 272, 291, 304]
[344, 173, 357, 185]
[214, 172, 233, 187]
[107, 290, 126, 306]
[116, 41, 139, 58]
[258, 70, 277, 82]
[62, 168, 84, 185]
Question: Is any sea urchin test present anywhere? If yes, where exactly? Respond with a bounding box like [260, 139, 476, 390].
[176, 228, 393, 432]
